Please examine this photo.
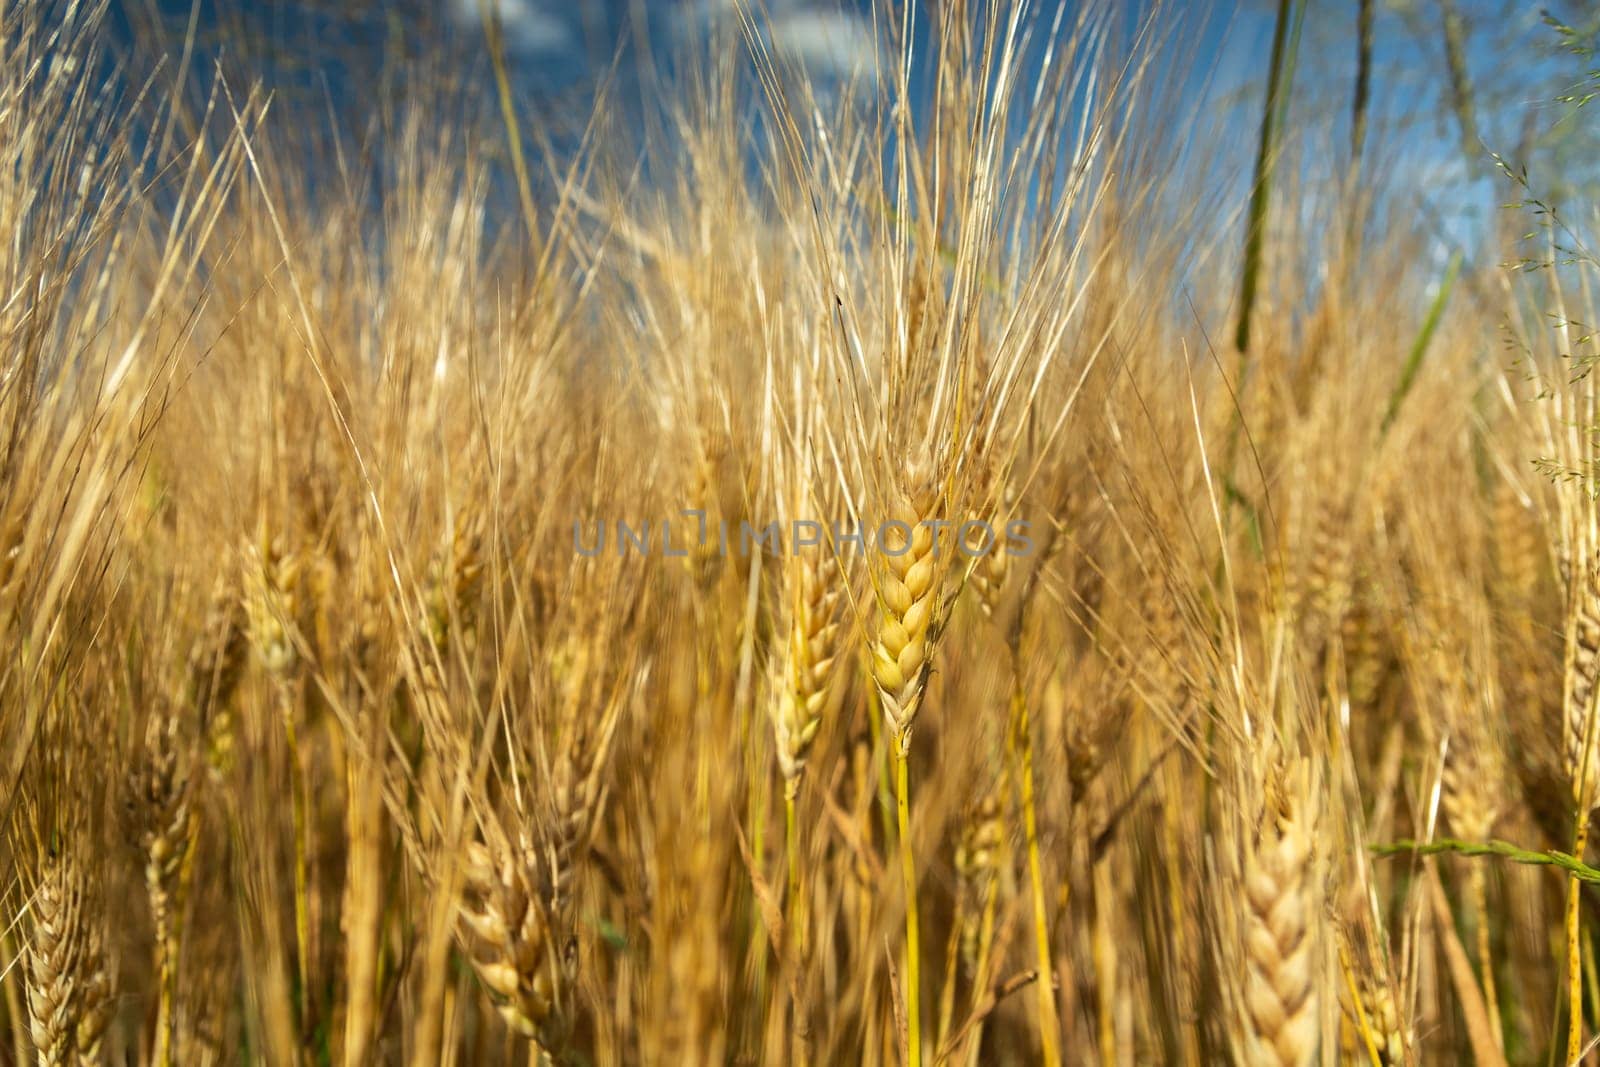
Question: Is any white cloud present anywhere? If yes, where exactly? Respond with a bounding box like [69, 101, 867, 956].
[449, 0, 573, 53]
[768, 9, 880, 82]
[683, 0, 804, 26]
[676, 3, 880, 84]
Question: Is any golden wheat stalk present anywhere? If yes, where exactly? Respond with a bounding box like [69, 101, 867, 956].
[867, 459, 948, 1067]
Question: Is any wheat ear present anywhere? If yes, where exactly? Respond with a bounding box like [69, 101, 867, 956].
[1242, 769, 1319, 1067]
[458, 833, 573, 1053]
[872, 466, 942, 751]
[128, 703, 197, 1067]
[774, 534, 844, 897]
[25, 852, 111, 1067]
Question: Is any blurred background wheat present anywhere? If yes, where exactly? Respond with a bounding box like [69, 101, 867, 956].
[6, 0, 1600, 1063]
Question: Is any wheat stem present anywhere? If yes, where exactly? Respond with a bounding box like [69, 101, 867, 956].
[894, 739, 922, 1067]
[281, 685, 312, 1022]
[1570, 818, 1590, 1065]
[785, 781, 801, 931]
[2, 934, 25, 1067]
[783, 776, 812, 1065]
[1093, 861, 1117, 1067]
[1009, 667, 1062, 1067]
[965, 877, 1002, 1067]
[151, 831, 196, 1067]
[1337, 943, 1385, 1067]
[1469, 865, 1503, 1051]
[342, 748, 384, 1067]
[1587, 940, 1600, 1051]
[935, 902, 962, 1056]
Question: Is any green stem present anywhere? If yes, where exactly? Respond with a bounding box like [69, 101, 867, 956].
[1221, 0, 1303, 518]
[1233, 0, 1298, 357]
[1371, 837, 1600, 882]
[1351, 0, 1374, 168]
[1381, 250, 1462, 435]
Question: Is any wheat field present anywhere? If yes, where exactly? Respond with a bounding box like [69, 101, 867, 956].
[4, 0, 1600, 1064]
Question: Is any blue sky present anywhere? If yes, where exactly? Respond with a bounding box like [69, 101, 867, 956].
[114, 1, 1598, 265]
